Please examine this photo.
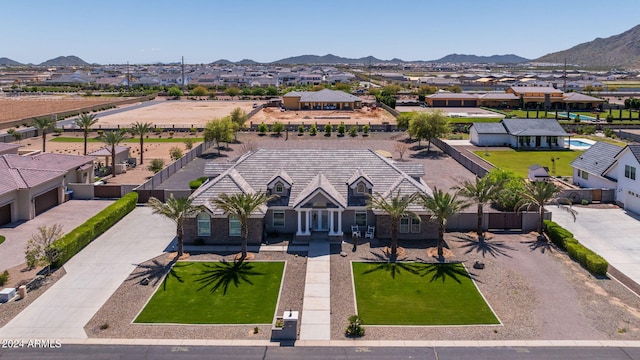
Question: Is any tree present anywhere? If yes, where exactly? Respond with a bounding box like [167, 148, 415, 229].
[454, 176, 504, 242]
[419, 188, 468, 262]
[225, 87, 240, 99]
[74, 113, 99, 155]
[408, 110, 450, 151]
[252, 87, 265, 96]
[517, 181, 577, 239]
[25, 224, 63, 275]
[366, 190, 419, 257]
[394, 142, 409, 161]
[32, 116, 55, 152]
[271, 121, 285, 135]
[169, 146, 183, 160]
[99, 130, 127, 177]
[149, 195, 202, 258]
[485, 169, 525, 212]
[211, 192, 276, 261]
[167, 86, 183, 98]
[129, 121, 153, 164]
[191, 86, 208, 96]
[7, 128, 22, 144]
[229, 107, 248, 129]
[204, 117, 234, 155]
[147, 158, 165, 173]
[265, 86, 279, 96]
[396, 112, 414, 131]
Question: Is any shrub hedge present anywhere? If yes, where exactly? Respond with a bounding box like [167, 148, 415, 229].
[189, 176, 209, 190]
[544, 220, 608, 276]
[51, 192, 138, 267]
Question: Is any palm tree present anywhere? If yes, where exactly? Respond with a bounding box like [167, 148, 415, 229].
[130, 121, 153, 164]
[517, 180, 577, 239]
[420, 188, 468, 262]
[32, 117, 55, 152]
[366, 190, 419, 257]
[74, 113, 99, 155]
[149, 195, 201, 258]
[211, 192, 276, 262]
[454, 176, 504, 242]
[99, 130, 127, 177]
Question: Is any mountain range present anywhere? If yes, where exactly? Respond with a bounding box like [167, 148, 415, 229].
[2, 24, 640, 68]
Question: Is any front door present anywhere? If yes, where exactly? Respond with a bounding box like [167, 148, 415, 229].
[312, 209, 329, 231]
[535, 136, 541, 147]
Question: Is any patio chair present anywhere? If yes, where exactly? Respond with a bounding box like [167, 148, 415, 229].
[364, 226, 375, 240]
[351, 225, 361, 238]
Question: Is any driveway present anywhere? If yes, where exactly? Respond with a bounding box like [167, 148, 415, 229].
[0, 200, 115, 272]
[0, 206, 174, 339]
[549, 206, 640, 285]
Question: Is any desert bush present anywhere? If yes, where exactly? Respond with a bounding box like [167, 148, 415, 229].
[0, 270, 9, 287]
[324, 123, 332, 136]
[169, 146, 183, 160]
[258, 122, 268, 135]
[349, 125, 358, 137]
[147, 158, 165, 173]
[337, 122, 346, 136]
[271, 121, 285, 135]
[362, 124, 370, 135]
[310, 124, 318, 136]
[345, 315, 365, 337]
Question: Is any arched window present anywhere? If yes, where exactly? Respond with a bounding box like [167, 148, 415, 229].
[197, 212, 211, 237]
[356, 183, 366, 194]
[275, 182, 284, 193]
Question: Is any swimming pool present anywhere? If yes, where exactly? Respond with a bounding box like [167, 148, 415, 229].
[564, 138, 595, 149]
[558, 112, 598, 121]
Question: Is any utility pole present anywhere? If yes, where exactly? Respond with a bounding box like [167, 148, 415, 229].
[182, 56, 185, 92]
[563, 58, 567, 93]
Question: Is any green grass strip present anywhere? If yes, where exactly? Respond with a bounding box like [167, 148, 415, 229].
[135, 261, 285, 324]
[50, 137, 203, 143]
[352, 262, 499, 325]
[474, 150, 583, 178]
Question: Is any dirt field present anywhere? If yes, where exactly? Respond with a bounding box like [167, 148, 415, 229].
[0, 95, 125, 124]
[95, 100, 256, 128]
[250, 106, 396, 125]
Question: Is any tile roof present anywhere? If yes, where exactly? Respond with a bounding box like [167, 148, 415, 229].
[292, 173, 346, 209]
[268, 168, 294, 187]
[479, 93, 519, 100]
[283, 89, 362, 103]
[627, 145, 640, 164]
[191, 168, 262, 216]
[563, 92, 605, 103]
[570, 141, 623, 176]
[501, 119, 568, 136]
[427, 92, 478, 99]
[509, 86, 563, 94]
[0, 142, 20, 155]
[472, 122, 508, 134]
[346, 168, 373, 187]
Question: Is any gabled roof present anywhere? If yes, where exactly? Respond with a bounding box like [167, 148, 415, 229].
[268, 168, 294, 188]
[381, 175, 432, 212]
[347, 168, 373, 188]
[508, 86, 563, 94]
[570, 141, 623, 176]
[501, 119, 567, 136]
[427, 92, 478, 99]
[472, 122, 508, 134]
[563, 92, 605, 103]
[283, 88, 362, 103]
[479, 93, 518, 100]
[0, 142, 20, 155]
[191, 168, 262, 216]
[627, 145, 640, 164]
[292, 173, 346, 209]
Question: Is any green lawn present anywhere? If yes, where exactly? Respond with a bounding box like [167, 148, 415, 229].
[50, 137, 203, 143]
[474, 149, 583, 178]
[352, 262, 499, 326]
[135, 261, 284, 324]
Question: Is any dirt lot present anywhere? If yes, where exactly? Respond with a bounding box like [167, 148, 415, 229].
[250, 106, 396, 125]
[95, 100, 256, 128]
[0, 95, 125, 124]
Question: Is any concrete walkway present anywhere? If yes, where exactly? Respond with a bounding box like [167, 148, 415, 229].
[0, 206, 174, 339]
[298, 240, 331, 341]
[550, 206, 640, 286]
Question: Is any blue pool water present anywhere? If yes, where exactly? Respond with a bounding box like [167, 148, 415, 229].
[558, 112, 597, 121]
[564, 139, 593, 147]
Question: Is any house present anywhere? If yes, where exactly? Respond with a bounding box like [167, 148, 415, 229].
[570, 141, 622, 189]
[282, 89, 363, 110]
[0, 142, 20, 156]
[601, 145, 640, 214]
[470, 119, 568, 149]
[562, 92, 606, 111]
[506, 86, 564, 109]
[425, 92, 478, 107]
[0, 153, 95, 225]
[477, 93, 519, 108]
[185, 149, 436, 244]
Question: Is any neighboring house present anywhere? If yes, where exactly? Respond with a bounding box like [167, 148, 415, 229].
[477, 93, 519, 108]
[570, 141, 622, 190]
[470, 119, 568, 149]
[185, 149, 436, 244]
[506, 86, 564, 109]
[0, 153, 95, 225]
[0, 142, 20, 156]
[562, 92, 606, 111]
[282, 89, 363, 110]
[528, 165, 550, 181]
[602, 145, 640, 214]
[425, 92, 478, 107]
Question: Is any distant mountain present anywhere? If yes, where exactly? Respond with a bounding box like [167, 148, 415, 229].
[433, 53, 530, 64]
[0, 57, 23, 66]
[39, 55, 90, 66]
[271, 54, 387, 65]
[236, 59, 258, 65]
[535, 25, 640, 69]
[211, 59, 234, 65]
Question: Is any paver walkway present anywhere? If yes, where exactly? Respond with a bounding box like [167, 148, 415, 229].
[298, 240, 331, 341]
[0, 206, 174, 339]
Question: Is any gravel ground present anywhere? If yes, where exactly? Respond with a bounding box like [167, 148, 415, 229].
[83, 232, 640, 341]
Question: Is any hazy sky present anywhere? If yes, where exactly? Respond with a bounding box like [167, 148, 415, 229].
[3, 0, 640, 64]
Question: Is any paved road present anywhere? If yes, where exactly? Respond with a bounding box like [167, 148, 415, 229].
[57, 100, 164, 128]
[0, 200, 114, 272]
[0, 206, 174, 339]
[1, 345, 639, 360]
[549, 206, 640, 285]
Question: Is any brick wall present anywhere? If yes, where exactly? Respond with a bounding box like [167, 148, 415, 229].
[375, 214, 438, 240]
[184, 216, 263, 244]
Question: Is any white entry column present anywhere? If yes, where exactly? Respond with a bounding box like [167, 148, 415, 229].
[328, 210, 335, 235]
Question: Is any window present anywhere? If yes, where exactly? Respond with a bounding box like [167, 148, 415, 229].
[356, 183, 366, 194]
[275, 182, 283, 193]
[273, 210, 285, 227]
[197, 212, 211, 237]
[580, 170, 589, 180]
[229, 216, 241, 236]
[625, 165, 636, 180]
[410, 218, 420, 233]
[399, 218, 410, 233]
[355, 211, 367, 227]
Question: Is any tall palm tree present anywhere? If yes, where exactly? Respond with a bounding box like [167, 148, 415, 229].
[517, 180, 577, 239]
[32, 117, 55, 152]
[149, 195, 201, 258]
[130, 121, 153, 164]
[99, 130, 127, 177]
[420, 188, 468, 262]
[74, 113, 99, 155]
[366, 190, 419, 257]
[211, 192, 276, 262]
[454, 176, 504, 242]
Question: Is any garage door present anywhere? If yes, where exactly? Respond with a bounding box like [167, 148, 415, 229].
[432, 100, 446, 107]
[626, 191, 640, 215]
[34, 188, 59, 216]
[0, 203, 11, 226]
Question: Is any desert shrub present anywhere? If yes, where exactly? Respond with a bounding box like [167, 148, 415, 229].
[147, 158, 165, 173]
[50, 193, 138, 267]
[0, 270, 9, 286]
[362, 124, 370, 135]
[258, 122, 268, 134]
[324, 123, 332, 136]
[298, 125, 305, 135]
[183, 138, 195, 150]
[271, 121, 285, 135]
[169, 146, 183, 160]
[345, 315, 365, 337]
[309, 124, 318, 136]
[337, 122, 346, 136]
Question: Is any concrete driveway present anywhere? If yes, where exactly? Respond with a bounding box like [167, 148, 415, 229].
[0, 206, 174, 339]
[549, 206, 640, 285]
[0, 200, 115, 272]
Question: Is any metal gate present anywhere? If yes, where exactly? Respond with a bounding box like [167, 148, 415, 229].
[488, 212, 522, 230]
